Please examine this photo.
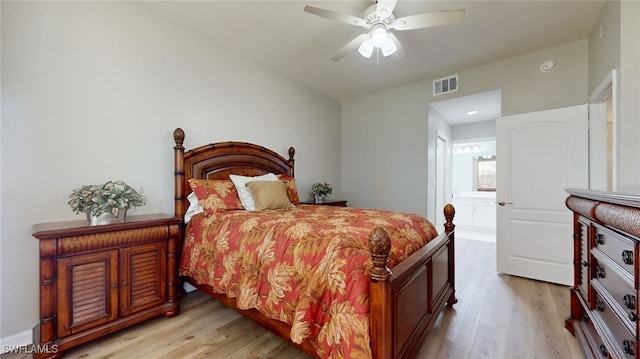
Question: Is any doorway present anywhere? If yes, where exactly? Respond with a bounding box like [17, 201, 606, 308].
[451, 139, 497, 242]
[430, 89, 501, 243]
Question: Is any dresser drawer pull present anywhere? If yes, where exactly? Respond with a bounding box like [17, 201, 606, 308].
[622, 250, 634, 265]
[599, 344, 608, 356]
[595, 266, 606, 278]
[624, 294, 636, 309]
[623, 340, 635, 355]
[595, 233, 605, 245]
[582, 260, 588, 267]
[629, 311, 638, 322]
[595, 300, 605, 312]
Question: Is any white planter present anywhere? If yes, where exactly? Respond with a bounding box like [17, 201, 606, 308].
[86, 208, 127, 226]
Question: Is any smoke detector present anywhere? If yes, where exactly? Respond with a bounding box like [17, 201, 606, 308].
[540, 60, 556, 73]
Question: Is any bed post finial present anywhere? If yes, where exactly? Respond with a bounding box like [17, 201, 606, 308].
[444, 203, 455, 234]
[288, 146, 295, 177]
[174, 128, 185, 146]
[369, 227, 392, 281]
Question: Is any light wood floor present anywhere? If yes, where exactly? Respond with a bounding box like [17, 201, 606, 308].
[2, 238, 584, 359]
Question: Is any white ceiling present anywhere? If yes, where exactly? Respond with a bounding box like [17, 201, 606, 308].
[431, 89, 502, 125]
[136, 0, 605, 121]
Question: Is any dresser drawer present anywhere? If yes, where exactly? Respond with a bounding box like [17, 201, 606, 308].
[594, 223, 636, 278]
[575, 307, 610, 358]
[592, 290, 637, 358]
[592, 252, 636, 332]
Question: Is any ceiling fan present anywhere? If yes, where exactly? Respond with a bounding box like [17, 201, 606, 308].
[304, 0, 465, 61]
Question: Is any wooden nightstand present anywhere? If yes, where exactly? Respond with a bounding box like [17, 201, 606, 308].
[32, 214, 180, 359]
[300, 199, 348, 207]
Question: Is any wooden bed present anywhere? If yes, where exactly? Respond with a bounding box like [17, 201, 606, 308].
[172, 128, 457, 359]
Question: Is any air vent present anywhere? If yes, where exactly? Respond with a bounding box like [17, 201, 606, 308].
[433, 74, 458, 96]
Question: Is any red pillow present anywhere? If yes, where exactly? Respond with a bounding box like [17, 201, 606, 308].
[277, 174, 300, 206]
[188, 179, 244, 214]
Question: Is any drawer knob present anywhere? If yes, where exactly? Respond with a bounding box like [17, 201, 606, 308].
[582, 260, 588, 267]
[624, 294, 636, 309]
[595, 300, 605, 312]
[595, 234, 605, 245]
[599, 344, 608, 356]
[595, 266, 606, 278]
[629, 311, 638, 322]
[622, 250, 634, 265]
[623, 339, 635, 355]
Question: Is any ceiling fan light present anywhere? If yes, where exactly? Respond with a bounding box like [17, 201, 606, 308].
[381, 39, 397, 57]
[358, 38, 374, 58]
[370, 26, 388, 48]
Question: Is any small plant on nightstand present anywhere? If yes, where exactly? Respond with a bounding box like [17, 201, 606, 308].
[310, 182, 332, 203]
[68, 180, 146, 225]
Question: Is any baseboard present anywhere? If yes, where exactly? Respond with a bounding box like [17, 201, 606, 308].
[0, 329, 32, 353]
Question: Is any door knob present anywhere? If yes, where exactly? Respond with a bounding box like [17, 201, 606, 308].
[498, 201, 513, 206]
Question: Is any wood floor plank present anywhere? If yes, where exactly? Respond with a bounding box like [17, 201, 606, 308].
[1, 238, 583, 359]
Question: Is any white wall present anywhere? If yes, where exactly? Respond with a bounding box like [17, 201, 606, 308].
[587, 0, 640, 191]
[0, 2, 341, 341]
[342, 40, 588, 220]
[451, 120, 496, 142]
[617, 0, 640, 191]
[341, 83, 432, 216]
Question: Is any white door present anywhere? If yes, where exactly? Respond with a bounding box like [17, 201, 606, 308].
[496, 105, 588, 285]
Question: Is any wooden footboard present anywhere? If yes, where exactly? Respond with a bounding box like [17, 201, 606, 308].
[369, 204, 456, 359]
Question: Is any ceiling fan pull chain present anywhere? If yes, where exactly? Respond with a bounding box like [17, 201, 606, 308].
[376, 48, 380, 67]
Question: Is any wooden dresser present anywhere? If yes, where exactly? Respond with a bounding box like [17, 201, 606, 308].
[565, 189, 640, 358]
[32, 214, 181, 359]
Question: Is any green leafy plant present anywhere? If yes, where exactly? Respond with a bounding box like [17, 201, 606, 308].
[68, 180, 146, 217]
[310, 182, 332, 198]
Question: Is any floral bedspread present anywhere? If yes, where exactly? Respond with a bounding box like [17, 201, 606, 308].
[180, 205, 438, 358]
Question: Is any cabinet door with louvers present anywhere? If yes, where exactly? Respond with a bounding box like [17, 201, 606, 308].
[119, 241, 167, 316]
[56, 250, 119, 337]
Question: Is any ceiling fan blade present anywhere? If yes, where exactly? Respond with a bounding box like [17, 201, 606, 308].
[304, 5, 366, 27]
[330, 33, 369, 61]
[388, 33, 407, 59]
[376, 0, 398, 17]
[390, 9, 466, 31]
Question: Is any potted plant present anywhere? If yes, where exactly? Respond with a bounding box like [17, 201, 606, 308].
[310, 182, 332, 203]
[68, 180, 146, 225]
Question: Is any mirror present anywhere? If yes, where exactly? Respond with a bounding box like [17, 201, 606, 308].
[452, 139, 496, 194]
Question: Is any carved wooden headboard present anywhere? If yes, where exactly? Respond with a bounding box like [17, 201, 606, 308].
[172, 128, 295, 220]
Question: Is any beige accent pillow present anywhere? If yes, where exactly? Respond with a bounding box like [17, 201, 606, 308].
[246, 180, 293, 210]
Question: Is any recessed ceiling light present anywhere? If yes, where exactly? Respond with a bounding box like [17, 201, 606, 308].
[467, 110, 479, 116]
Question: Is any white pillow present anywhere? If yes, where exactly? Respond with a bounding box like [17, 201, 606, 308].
[184, 192, 203, 224]
[229, 173, 278, 211]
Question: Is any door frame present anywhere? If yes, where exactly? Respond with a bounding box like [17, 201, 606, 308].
[434, 132, 449, 231]
[588, 69, 618, 191]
